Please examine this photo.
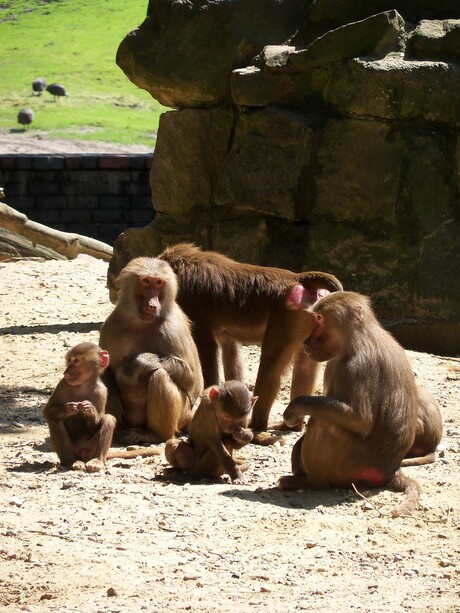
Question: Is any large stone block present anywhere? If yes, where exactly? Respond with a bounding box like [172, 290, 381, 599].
[211, 218, 271, 264]
[408, 19, 460, 61]
[215, 107, 317, 220]
[315, 119, 405, 231]
[231, 66, 303, 108]
[289, 10, 405, 70]
[397, 131, 452, 241]
[305, 221, 418, 316]
[324, 56, 460, 123]
[316, 120, 453, 240]
[150, 107, 233, 216]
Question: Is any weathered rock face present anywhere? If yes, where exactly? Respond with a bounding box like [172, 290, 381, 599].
[118, 0, 307, 108]
[113, 0, 460, 355]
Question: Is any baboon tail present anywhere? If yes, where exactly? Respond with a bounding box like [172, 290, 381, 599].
[388, 469, 421, 517]
[107, 446, 161, 460]
[401, 452, 436, 467]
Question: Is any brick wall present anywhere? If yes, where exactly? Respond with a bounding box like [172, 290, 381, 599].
[0, 154, 154, 245]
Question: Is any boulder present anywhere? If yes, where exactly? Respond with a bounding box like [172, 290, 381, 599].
[407, 19, 460, 60]
[117, 0, 307, 108]
[289, 10, 405, 70]
[324, 56, 460, 123]
[298, 0, 460, 44]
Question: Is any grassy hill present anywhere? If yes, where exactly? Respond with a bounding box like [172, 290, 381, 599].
[0, 0, 166, 148]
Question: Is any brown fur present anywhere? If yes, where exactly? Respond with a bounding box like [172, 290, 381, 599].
[159, 243, 343, 433]
[99, 257, 203, 445]
[165, 381, 256, 482]
[277, 292, 440, 517]
[401, 385, 443, 467]
[43, 342, 115, 472]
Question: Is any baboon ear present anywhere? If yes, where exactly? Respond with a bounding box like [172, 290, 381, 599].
[99, 350, 110, 369]
[209, 387, 220, 401]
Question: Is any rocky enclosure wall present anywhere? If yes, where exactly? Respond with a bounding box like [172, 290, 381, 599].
[0, 154, 153, 245]
[111, 0, 460, 354]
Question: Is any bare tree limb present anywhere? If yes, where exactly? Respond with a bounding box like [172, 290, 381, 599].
[0, 202, 113, 261]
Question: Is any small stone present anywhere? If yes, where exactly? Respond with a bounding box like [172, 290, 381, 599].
[439, 559, 452, 568]
[107, 587, 118, 597]
[403, 568, 419, 577]
[9, 497, 24, 507]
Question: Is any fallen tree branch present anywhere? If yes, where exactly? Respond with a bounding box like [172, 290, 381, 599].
[0, 202, 113, 261]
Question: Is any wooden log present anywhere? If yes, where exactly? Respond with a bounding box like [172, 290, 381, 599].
[0, 202, 113, 261]
[0, 227, 67, 261]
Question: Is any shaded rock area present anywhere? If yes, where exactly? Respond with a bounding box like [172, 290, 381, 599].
[114, 0, 460, 355]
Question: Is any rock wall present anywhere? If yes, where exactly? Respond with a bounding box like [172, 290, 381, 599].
[112, 0, 460, 354]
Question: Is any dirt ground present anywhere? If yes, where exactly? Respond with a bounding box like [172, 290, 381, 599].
[0, 131, 153, 155]
[0, 254, 459, 613]
[1, 132, 460, 612]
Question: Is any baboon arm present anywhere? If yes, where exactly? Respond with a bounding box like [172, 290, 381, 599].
[284, 396, 370, 435]
[195, 436, 239, 479]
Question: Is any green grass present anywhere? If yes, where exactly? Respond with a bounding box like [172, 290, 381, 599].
[0, 0, 166, 147]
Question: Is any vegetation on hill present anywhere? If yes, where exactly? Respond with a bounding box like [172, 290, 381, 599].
[0, 0, 166, 147]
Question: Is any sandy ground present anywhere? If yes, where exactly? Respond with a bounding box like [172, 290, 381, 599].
[0, 254, 459, 613]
